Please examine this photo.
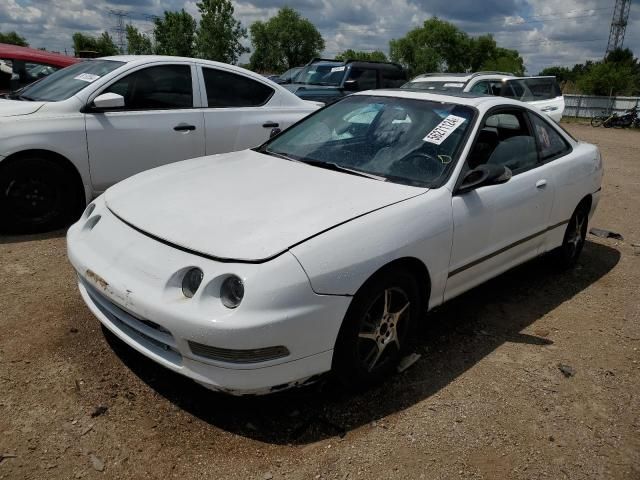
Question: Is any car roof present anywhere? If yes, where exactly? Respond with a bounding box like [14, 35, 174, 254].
[353, 88, 527, 109]
[100, 55, 262, 76]
[0, 43, 79, 68]
[410, 73, 517, 83]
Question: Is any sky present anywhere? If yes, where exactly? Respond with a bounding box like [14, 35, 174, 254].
[1, 0, 639, 74]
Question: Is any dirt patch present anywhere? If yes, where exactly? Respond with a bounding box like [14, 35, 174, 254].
[1, 124, 639, 479]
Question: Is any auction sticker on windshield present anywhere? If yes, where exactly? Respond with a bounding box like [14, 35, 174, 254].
[423, 114, 466, 145]
[74, 73, 100, 83]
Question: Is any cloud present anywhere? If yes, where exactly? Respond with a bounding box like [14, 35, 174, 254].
[1, 0, 639, 74]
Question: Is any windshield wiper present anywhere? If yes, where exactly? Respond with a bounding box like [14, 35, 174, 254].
[300, 160, 386, 181]
[261, 149, 301, 163]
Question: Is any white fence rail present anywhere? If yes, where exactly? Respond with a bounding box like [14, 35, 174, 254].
[563, 94, 640, 118]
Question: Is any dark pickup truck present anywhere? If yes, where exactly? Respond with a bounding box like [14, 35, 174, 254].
[284, 58, 407, 104]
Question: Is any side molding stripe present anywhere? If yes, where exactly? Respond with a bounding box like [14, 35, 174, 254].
[448, 219, 570, 278]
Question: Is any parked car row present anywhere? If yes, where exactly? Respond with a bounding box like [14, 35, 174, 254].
[0, 51, 592, 395]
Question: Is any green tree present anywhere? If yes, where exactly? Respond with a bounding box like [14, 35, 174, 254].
[72, 32, 118, 56]
[249, 7, 325, 72]
[389, 17, 524, 76]
[539, 66, 573, 84]
[389, 17, 469, 75]
[335, 49, 388, 62]
[154, 9, 196, 57]
[0, 31, 28, 47]
[195, 0, 248, 63]
[480, 47, 524, 76]
[577, 61, 637, 96]
[126, 25, 153, 55]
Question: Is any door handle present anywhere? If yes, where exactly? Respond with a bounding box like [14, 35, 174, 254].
[174, 124, 196, 132]
[536, 179, 547, 189]
[262, 121, 279, 128]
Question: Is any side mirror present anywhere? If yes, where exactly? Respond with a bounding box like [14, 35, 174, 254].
[92, 92, 125, 110]
[269, 127, 282, 138]
[457, 164, 511, 194]
[343, 79, 359, 91]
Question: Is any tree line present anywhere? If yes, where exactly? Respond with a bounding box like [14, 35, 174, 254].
[540, 48, 640, 96]
[2, 2, 638, 96]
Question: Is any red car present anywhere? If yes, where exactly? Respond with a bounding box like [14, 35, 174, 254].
[0, 43, 79, 93]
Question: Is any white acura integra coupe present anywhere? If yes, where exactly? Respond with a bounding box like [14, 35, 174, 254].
[67, 90, 603, 395]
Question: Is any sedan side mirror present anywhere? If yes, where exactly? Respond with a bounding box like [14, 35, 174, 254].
[343, 79, 359, 91]
[457, 164, 512, 194]
[93, 92, 125, 110]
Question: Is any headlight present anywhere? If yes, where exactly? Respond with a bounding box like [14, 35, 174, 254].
[220, 275, 244, 309]
[182, 267, 204, 298]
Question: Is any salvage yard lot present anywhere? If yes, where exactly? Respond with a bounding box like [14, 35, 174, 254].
[0, 124, 638, 479]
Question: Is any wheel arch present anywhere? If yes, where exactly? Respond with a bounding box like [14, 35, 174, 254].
[355, 256, 432, 314]
[1, 149, 87, 216]
[576, 193, 592, 214]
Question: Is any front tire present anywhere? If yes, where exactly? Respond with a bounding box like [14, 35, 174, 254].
[332, 268, 421, 390]
[553, 204, 589, 269]
[590, 116, 604, 127]
[0, 156, 79, 234]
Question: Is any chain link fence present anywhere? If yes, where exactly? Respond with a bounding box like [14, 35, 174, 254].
[563, 94, 640, 119]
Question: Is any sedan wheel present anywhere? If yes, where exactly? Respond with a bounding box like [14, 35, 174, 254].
[0, 157, 78, 234]
[333, 268, 420, 389]
[554, 204, 589, 268]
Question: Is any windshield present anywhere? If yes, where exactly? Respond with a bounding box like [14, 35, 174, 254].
[402, 80, 466, 92]
[294, 62, 345, 86]
[263, 95, 475, 187]
[17, 60, 125, 101]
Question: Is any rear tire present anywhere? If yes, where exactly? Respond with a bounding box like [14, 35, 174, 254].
[332, 268, 421, 391]
[0, 156, 79, 234]
[552, 203, 589, 269]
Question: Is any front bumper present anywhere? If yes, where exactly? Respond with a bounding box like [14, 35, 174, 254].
[67, 198, 351, 395]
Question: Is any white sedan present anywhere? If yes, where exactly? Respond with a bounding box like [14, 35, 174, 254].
[0, 55, 319, 233]
[67, 90, 603, 395]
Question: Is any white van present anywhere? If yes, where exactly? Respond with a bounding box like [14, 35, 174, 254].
[402, 72, 565, 122]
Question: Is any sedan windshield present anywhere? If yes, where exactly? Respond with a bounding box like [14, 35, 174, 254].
[16, 60, 125, 102]
[402, 81, 465, 93]
[263, 95, 475, 187]
[293, 62, 345, 86]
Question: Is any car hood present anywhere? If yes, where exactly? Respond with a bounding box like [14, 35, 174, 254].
[105, 150, 426, 262]
[0, 99, 45, 117]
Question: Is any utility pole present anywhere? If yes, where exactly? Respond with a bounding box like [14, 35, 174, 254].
[109, 9, 129, 53]
[605, 0, 631, 57]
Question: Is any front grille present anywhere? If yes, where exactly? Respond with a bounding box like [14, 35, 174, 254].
[81, 277, 182, 365]
[188, 341, 289, 364]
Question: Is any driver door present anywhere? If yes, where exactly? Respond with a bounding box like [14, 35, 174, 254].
[84, 62, 205, 192]
[444, 108, 556, 301]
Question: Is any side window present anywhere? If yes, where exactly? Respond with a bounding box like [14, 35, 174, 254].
[203, 68, 274, 107]
[380, 68, 406, 88]
[348, 68, 377, 90]
[468, 110, 539, 175]
[529, 113, 570, 161]
[470, 81, 490, 95]
[104, 64, 193, 110]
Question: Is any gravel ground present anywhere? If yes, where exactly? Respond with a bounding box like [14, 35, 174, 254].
[1, 123, 639, 480]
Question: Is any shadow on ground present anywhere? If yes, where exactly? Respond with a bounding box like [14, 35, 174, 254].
[0, 229, 66, 244]
[104, 240, 620, 445]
